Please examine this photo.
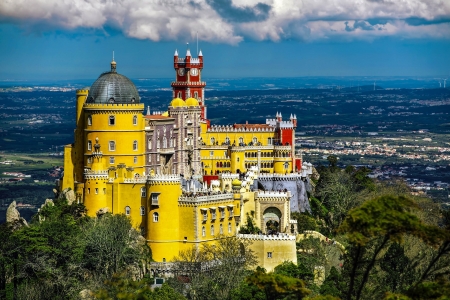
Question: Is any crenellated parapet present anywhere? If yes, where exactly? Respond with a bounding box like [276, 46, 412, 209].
[84, 169, 108, 180]
[258, 173, 302, 181]
[147, 174, 181, 185]
[237, 233, 296, 241]
[178, 193, 233, 205]
[208, 125, 275, 132]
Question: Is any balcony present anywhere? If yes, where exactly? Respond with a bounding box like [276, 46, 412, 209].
[159, 147, 175, 154]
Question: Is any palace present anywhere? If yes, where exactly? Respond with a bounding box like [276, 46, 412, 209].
[61, 49, 314, 271]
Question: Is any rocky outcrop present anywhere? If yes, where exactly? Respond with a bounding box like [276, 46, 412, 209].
[58, 188, 76, 204]
[96, 207, 109, 217]
[6, 201, 28, 230]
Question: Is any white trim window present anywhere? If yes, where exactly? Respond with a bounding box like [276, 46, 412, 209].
[202, 226, 206, 237]
[87, 115, 92, 126]
[140, 206, 145, 216]
[134, 156, 137, 164]
[109, 141, 116, 151]
[109, 115, 115, 126]
[87, 140, 92, 151]
[153, 212, 159, 222]
[110, 156, 115, 164]
[133, 140, 138, 151]
[141, 187, 146, 197]
[125, 206, 131, 216]
[133, 115, 137, 125]
[267, 252, 272, 258]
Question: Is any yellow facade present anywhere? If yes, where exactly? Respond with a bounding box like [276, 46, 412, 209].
[61, 59, 299, 271]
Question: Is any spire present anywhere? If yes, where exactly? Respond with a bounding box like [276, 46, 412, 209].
[290, 113, 293, 119]
[198, 49, 203, 56]
[146, 106, 151, 116]
[174, 49, 178, 56]
[294, 114, 297, 119]
[111, 51, 117, 73]
[186, 43, 191, 57]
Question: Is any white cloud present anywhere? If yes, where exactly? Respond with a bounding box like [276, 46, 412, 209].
[0, 0, 449, 43]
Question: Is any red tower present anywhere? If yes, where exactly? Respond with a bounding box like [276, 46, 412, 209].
[172, 47, 207, 119]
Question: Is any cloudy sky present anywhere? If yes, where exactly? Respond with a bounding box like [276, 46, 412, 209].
[0, 0, 449, 80]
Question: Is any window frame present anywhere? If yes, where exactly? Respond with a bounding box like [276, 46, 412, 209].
[140, 206, 145, 216]
[87, 140, 92, 151]
[133, 115, 138, 125]
[109, 115, 115, 126]
[153, 212, 159, 222]
[110, 156, 115, 164]
[109, 141, 116, 151]
[133, 140, 138, 151]
[125, 206, 131, 216]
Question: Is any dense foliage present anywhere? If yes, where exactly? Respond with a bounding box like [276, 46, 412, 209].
[2, 157, 450, 299]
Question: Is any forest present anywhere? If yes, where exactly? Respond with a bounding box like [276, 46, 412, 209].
[1, 157, 450, 300]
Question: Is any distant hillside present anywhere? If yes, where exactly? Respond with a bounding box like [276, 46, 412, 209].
[342, 85, 384, 91]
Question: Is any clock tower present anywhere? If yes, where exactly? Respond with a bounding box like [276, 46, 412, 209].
[172, 47, 207, 119]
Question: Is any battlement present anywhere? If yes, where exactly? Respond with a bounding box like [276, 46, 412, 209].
[278, 121, 294, 129]
[237, 233, 296, 241]
[83, 103, 145, 109]
[76, 89, 89, 94]
[219, 173, 239, 180]
[147, 174, 181, 184]
[178, 192, 233, 203]
[258, 173, 302, 181]
[255, 190, 291, 198]
[208, 125, 274, 132]
[171, 81, 206, 86]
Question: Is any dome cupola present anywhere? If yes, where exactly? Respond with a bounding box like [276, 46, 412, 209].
[86, 59, 140, 104]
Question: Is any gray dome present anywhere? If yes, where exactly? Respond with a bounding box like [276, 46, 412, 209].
[86, 61, 140, 104]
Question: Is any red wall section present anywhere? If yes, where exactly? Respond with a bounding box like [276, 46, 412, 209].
[280, 129, 293, 145]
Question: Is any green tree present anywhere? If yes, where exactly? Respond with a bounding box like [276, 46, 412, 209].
[245, 267, 311, 299]
[170, 236, 258, 300]
[274, 261, 314, 283]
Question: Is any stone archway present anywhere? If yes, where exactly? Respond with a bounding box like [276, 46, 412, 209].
[263, 207, 282, 234]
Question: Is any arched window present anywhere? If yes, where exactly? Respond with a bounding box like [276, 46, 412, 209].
[109, 115, 115, 125]
[210, 225, 214, 236]
[210, 137, 215, 145]
[284, 162, 289, 170]
[225, 137, 230, 144]
[133, 156, 137, 164]
[141, 187, 146, 197]
[220, 224, 223, 234]
[169, 138, 173, 147]
[253, 137, 258, 144]
[148, 154, 151, 162]
[140, 206, 145, 216]
[163, 137, 167, 148]
[109, 141, 116, 151]
[216, 162, 220, 168]
[87, 115, 92, 126]
[177, 92, 182, 98]
[157, 140, 160, 149]
[268, 137, 273, 145]
[239, 137, 244, 144]
[148, 138, 152, 149]
[153, 212, 159, 222]
[194, 91, 198, 98]
[87, 140, 92, 151]
[228, 222, 232, 233]
[202, 226, 206, 237]
[125, 206, 130, 216]
[133, 140, 138, 151]
[133, 115, 137, 125]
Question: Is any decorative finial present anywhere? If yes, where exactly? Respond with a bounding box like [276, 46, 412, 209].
[186, 43, 191, 57]
[174, 49, 178, 56]
[147, 106, 151, 116]
[111, 51, 117, 73]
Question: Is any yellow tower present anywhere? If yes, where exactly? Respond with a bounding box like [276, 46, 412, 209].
[146, 174, 182, 261]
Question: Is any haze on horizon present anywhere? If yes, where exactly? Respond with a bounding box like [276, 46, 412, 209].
[0, 0, 449, 81]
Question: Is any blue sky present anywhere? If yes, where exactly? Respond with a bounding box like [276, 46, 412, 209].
[0, 0, 449, 81]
